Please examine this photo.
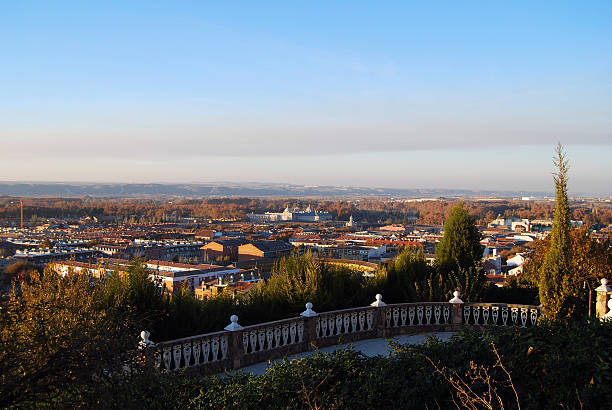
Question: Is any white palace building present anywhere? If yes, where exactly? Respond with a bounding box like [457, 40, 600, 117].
[247, 205, 332, 224]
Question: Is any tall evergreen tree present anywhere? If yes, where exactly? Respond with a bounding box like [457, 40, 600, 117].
[435, 202, 483, 273]
[539, 143, 574, 317]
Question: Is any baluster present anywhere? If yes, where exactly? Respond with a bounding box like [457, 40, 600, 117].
[392, 307, 400, 327]
[492, 306, 499, 325]
[425, 306, 432, 324]
[434, 306, 441, 324]
[385, 309, 392, 328]
[358, 311, 365, 332]
[182, 342, 192, 367]
[275, 326, 282, 345]
[335, 314, 343, 335]
[351, 312, 358, 332]
[511, 308, 519, 325]
[211, 337, 219, 361]
[203, 339, 211, 362]
[463, 306, 471, 324]
[250, 331, 258, 351]
[401, 307, 408, 326]
[258, 329, 266, 351]
[282, 325, 289, 344]
[482, 307, 490, 325]
[366, 310, 374, 330]
[530, 308, 538, 326]
[297, 322, 304, 342]
[242, 333, 249, 354]
[417, 306, 424, 325]
[409, 307, 415, 325]
[328, 317, 335, 336]
[321, 317, 328, 337]
[290, 322, 297, 344]
[520, 308, 528, 327]
[501, 307, 509, 325]
[162, 346, 172, 371]
[172, 344, 182, 370]
[443, 306, 450, 324]
[344, 313, 351, 333]
[220, 336, 228, 359]
[266, 327, 273, 350]
[473, 306, 480, 325]
[192, 341, 201, 366]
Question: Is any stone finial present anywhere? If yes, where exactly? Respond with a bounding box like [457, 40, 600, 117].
[300, 302, 317, 317]
[139, 330, 154, 349]
[224, 315, 244, 331]
[449, 291, 464, 304]
[370, 294, 386, 307]
[603, 299, 612, 321]
[596, 278, 612, 292]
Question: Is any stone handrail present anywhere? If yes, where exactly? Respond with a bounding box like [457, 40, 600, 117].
[154, 330, 231, 372]
[141, 292, 543, 373]
[463, 303, 542, 327]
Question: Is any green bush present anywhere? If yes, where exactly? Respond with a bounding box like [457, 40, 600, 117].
[113, 319, 612, 410]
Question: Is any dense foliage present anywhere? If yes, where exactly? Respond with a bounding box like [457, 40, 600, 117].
[63, 320, 612, 410]
[0, 269, 139, 407]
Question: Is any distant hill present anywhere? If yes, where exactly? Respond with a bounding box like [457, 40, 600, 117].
[0, 182, 558, 199]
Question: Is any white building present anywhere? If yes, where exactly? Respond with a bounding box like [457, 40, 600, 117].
[248, 206, 332, 223]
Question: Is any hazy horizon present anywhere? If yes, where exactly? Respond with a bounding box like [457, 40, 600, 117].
[1, 2, 611, 193]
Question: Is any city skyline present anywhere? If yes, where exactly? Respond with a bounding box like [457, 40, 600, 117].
[1, 1, 611, 193]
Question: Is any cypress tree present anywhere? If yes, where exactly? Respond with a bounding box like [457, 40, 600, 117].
[435, 202, 483, 273]
[539, 143, 574, 317]
[434, 202, 486, 300]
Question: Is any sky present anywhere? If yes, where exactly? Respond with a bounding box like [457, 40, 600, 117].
[1, 1, 611, 194]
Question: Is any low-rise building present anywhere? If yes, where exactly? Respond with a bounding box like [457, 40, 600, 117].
[48, 258, 239, 295]
[238, 240, 293, 260]
[201, 238, 250, 261]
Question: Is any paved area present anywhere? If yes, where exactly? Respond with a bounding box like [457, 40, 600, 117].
[232, 332, 455, 376]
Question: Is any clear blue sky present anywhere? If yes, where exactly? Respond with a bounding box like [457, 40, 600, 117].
[1, 1, 611, 194]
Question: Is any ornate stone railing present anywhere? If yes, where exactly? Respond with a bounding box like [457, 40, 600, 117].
[155, 330, 231, 372]
[140, 292, 543, 373]
[463, 303, 541, 327]
[384, 303, 453, 328]
[315, 306, 377, 338]
[241, 317, 305, 355]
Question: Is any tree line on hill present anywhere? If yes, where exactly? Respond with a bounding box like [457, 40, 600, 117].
[1, 195, 611, 226]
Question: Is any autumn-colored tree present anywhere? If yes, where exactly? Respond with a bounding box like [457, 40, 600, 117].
[0, 268, 141, 407]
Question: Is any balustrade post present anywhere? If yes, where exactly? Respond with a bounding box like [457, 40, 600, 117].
[227, 330, 243, 369]
[301, 302, 318, 350]
[138, 330, 155, 370]
[370, 294, 387, 337]
[224, 315, 245, 370]
[595, 279, 612, 318]
[449, 291, 464, 325]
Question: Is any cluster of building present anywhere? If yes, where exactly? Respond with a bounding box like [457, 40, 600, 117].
[1, 205, 593, 294]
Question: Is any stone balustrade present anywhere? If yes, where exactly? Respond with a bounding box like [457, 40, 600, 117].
[315, 306, 377, 338]
[155, 330, 231, 372]
[142, 292, 545, 374]
[241, 317, 305, 355]
[385, 303, 452, 328]
[463, 303, 541, 327]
